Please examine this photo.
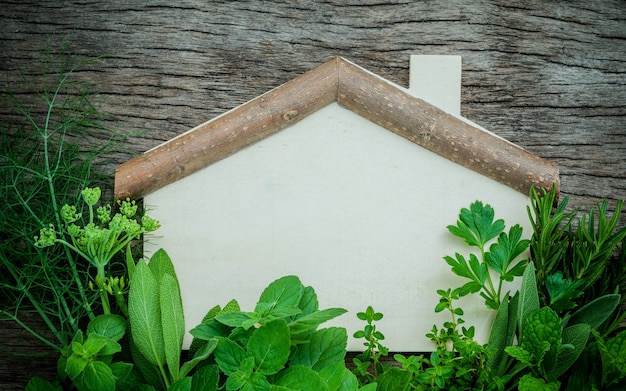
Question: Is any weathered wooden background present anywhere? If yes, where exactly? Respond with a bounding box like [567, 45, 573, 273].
[1, 1, 625, 389]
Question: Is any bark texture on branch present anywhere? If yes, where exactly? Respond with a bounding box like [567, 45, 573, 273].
[114, 57, 559, 200]
[1, 1, 624, 389]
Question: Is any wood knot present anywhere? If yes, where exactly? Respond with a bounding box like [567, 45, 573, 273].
[282, 110, 298, 121]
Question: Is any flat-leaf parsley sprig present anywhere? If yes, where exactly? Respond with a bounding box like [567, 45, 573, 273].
[35, 187, 160, 315]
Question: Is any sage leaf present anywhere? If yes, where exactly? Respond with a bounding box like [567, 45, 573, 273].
[518, 262, 540, 341]
[161, 272, 185, 381]
[549, 323, 590, 380]
[148, 248, 177, 281]
[486, 292, 510, 371]
[129, 259, 165, 367]
[565, 294, 620, 329]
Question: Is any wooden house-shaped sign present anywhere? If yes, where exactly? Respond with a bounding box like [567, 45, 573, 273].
[115, 56, 558, 351]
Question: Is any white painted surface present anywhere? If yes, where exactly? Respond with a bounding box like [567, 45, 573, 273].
[143, 57, 532, 351]
[144, 105, 530, 351]
[409, 55, 462, 116]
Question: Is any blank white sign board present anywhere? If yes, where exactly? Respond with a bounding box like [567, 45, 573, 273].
[144, 56, 531, 351]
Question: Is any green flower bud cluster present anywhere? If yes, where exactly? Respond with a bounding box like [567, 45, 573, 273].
[34, 224, 57, 247]
[33, 186, 161, 316]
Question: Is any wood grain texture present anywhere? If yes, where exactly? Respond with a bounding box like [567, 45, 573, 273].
[1, 1, 624, 388]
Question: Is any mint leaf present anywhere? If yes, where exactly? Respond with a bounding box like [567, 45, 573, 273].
[87, 314, 126, 342]
[75, 361, 116, 391]
[291, 327, 347, 371]
[214, 337, 249, 376]
[518, 373, 560, 391]
[289, 308, 347, 337]
[190, 365, 219, 391]
[273, 366, 329, 391]
[521, 307, 562, 372]
[247, 319, 291, 375]
[604, 329, 626, 374]
[256, 275, 304, 314]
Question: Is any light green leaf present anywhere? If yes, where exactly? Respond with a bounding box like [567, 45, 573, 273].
[374, 368, 412, 391]
[247, 319, 291, 375]
[148, 248, 177, 281]
[291, 327, 347, 371]
[65, 352, 89, 380]
[504, 346, 534, 367]
[449, 201, 505, 248]
[214, 337, 249, 375]
[272, 366, 329, 391]
[256, 275, 304, 314]
[216, 311, 254, 328]
[225, 356, 255, 390]
[161, 272, 185, 381]
[87, 314, 126, 342]
[289, 308, 347, 336]
[129, 259, 165, 367]
[76, 361, 116, 391]
[86, 334, 121, 356]
[318, 362, 357, 391]
[297, 286, 319, 317]
[242, 372, 271, 391]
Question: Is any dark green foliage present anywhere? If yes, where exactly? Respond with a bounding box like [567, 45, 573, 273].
[0, 41, 124, 350]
